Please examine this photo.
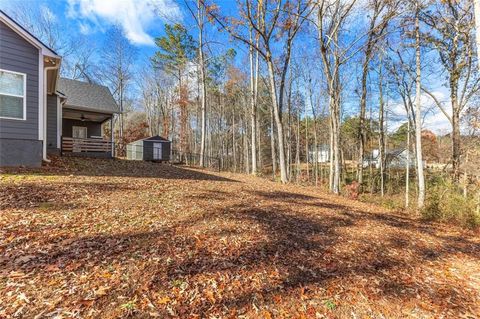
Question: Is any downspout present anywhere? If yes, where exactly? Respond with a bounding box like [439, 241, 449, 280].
[43, 64, 60, 162]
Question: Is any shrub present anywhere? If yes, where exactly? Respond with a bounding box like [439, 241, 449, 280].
[345, 181, 360, 200]
[422, 180, 480, 228]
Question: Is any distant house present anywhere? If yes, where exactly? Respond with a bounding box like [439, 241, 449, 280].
[363, 148, 417, 169]
[308, 144, 330, 163]
[0, 10, 119, 167]
[126, 136, 171, 162]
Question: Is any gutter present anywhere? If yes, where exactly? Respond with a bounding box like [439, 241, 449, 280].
[43, 64, 60, 162]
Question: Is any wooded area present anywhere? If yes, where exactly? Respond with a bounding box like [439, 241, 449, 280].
[2, 1, 480, 317]
[11, 0, 480, 227]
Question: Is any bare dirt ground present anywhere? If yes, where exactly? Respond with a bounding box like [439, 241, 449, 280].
[1, 157, 479, 318]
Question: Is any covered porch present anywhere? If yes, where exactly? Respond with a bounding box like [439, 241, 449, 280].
[56, 78, 120, 158]
[61, 108, 114, 157]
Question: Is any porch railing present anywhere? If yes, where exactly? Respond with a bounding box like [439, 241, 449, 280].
[62, 137, 112, 153]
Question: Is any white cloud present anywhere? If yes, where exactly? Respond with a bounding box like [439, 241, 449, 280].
[387, 90, 453, 135]
[40, 5, 57, 23]
[66, 0, 181, 46]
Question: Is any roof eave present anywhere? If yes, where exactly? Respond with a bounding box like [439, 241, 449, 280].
[0, 10, 60, 59]
[63, 103, 119, 115]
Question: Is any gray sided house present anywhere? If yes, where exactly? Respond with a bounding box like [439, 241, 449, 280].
[363, 148, 418, 169]
[0, 11, 119, 167]
[127, 136, 171, 162]
[57, 78, 118, 157]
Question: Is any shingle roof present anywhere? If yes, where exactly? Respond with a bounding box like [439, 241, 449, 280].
[58, 78, 119, 114]
[143, 135, 171, 142]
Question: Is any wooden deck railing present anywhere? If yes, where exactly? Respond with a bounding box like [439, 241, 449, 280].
[62, 137, 112, 153]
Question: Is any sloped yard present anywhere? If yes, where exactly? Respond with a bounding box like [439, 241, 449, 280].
[0, 158, 479, 318]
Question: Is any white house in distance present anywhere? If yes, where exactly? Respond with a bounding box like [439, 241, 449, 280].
[363, 148, 417, 169]
[308, 144, 330, 163]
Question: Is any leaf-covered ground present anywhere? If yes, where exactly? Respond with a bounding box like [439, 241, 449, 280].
[1, 157, 479, 318]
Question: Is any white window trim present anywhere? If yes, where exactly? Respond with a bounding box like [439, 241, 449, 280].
[0, 68, 27, 121]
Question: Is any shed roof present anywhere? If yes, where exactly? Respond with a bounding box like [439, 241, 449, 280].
[58, 78, 119, 114]
[143, 135, 170, 142]
[128, 136, 171, 144]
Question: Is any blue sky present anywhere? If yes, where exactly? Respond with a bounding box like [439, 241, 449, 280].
[0, 0, 454, 134]
[0, 0, 243, 75]
[1, 0, 185, 58]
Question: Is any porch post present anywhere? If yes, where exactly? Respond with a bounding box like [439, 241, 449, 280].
[111, 115, 115, 158]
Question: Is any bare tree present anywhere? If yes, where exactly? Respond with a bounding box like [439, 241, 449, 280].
[249, 22, 260, 175]
[316, 0, 357, 194]
[415, 0, 426, 208]
[99, 26, 137, 146]
[8, 4, 96, 81]
[474, 0, 480, 65]
[358, 0, 397, 190]
[206, 0, 314, 183]
[185, 0, 208, 166]
[420, 0, 480, 181]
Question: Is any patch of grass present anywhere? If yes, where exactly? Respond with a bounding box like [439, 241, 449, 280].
[324, 299, 336, 310]
[38, 202, 54, 210]
[120, 299, 137, 312]
[359, 193, 404, 211]
[171, 278, 188, 290]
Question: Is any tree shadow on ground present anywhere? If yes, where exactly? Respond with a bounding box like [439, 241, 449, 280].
[1, 184, 479, 317]
[0, 157, 239, 182]
[0, 182, 137, 210]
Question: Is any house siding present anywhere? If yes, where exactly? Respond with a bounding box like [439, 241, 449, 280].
[46, 94, 58, 150]
[0, 20, 39, 140]
[0, 20, 42, 167]
[62, 119, 102, 138]
[0, 139, 42, 167]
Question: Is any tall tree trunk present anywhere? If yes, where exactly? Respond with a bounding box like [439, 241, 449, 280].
[232, 107, 236, 172]
[332, 96, 341, 194]
[309, 80, 319, 186]
[415, 2, 426, 209]
[257, 112, 262, 173]
[296, 104, 301, 182]
[475, 0, 480, 64]
[378, 64, 385, 197]
[266, 58, 288, 183]
[358, 48, 371, 189]
[405, 105, 411, 208]
[249, 28, 258, 175]
[244, 119, 250, 173]
[270, 101, 277, 179]
[287, 80, 293, 181]
[451, 106, 461, 182]
[305, 101, 310, 181]
[329, 110, 334, 191]
[198, 0, 207, 167]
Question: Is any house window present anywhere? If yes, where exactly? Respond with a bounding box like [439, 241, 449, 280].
[0, 69, 26, 120]
[72, 126, 87, 139]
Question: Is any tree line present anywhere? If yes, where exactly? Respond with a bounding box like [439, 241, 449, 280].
[12, 0, 480, 222]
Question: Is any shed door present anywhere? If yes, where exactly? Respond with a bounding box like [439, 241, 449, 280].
[153, 143, 162, 160]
